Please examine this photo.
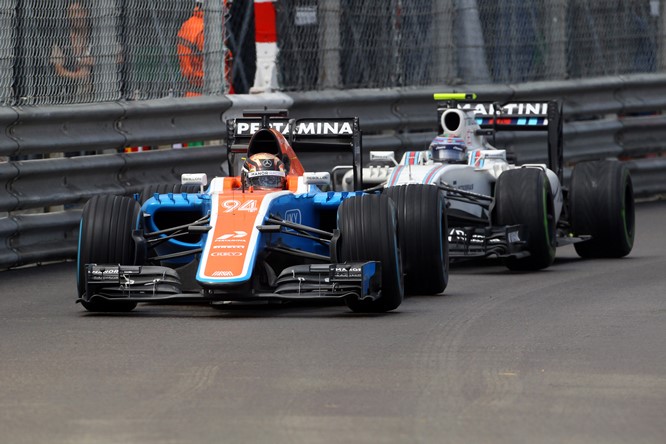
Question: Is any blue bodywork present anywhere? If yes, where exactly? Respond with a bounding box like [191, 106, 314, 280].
[141, 186, 365, 287]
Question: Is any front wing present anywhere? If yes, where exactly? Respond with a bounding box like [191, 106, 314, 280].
[448, 225, 530, 260]
[78, 262, 382, 306]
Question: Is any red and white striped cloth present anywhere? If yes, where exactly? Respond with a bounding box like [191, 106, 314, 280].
[251, 0, 279, 93]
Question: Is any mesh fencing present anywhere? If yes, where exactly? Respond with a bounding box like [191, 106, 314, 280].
[0, 0, 663, 105]
[275, 0, 663, 90]
[2, 0, 229, 106]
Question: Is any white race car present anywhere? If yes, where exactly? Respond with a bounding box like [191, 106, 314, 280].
[340, 93, 635, 270]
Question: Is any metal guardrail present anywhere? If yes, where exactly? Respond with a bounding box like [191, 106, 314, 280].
[1, 74, 666, 269]
[0, 96, 233, 158]
[1, 147, 227, 213]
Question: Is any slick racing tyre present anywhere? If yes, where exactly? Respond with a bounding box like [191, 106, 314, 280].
[337, 194, 404, 312]
[77, 195, 142, 312]
[384, 184, 448, 295]
[496, 168, 556, 271]
[570, 160, 635, 258]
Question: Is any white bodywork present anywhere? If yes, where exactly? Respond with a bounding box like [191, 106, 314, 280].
[343, 108, 564, 222]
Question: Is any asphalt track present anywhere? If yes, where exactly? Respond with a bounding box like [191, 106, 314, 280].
[1, 201, 665, 444]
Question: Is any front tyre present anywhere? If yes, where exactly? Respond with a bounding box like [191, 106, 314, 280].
[570, 160, 635, 258]
[77, 195, 142, 312]
[337, 194, 404, 313]
[384, 184, 448, 295]
[496, 168, 556, 271]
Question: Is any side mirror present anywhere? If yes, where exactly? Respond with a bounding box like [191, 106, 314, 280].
[302, 172, 331, 186]
[181, 173, 208, 193]
[369, 151, 398, 166]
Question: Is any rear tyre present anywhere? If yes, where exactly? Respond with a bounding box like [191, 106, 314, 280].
[77, 195, 142, 312]
[570, 160, 635, 258]
[496, 168, 556, 271]
[338, 194, 404, 312]
[384, 184, 448, 295]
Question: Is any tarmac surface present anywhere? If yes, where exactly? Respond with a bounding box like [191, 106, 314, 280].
[1, 201, 665, 444]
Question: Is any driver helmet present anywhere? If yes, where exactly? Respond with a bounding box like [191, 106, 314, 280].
[428, 136, 467, 163]
[242, 153, 287, 190]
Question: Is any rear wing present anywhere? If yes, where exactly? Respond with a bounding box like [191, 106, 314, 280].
[434, 93, 564, 181]
[226, 110, 363, 190]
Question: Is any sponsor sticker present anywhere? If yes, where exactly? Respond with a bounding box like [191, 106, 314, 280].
[284, 209, 302, 225]
[331, 265, 362, 280]
[212, 271, 234, 277]
[235, 120, 353, 136]
[458, 102, 549, 116]
[215, 231, 248, 241]
[247, 170, 285, 178]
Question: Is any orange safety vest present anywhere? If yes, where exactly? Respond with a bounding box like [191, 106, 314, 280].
[177, 5, 234, 96]
[177, 7, 204, 96]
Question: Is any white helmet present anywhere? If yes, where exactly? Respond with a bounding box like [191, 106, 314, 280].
[429, 136, 468, 163]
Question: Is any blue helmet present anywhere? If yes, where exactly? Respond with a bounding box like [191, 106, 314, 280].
[429, 136, 467, 163]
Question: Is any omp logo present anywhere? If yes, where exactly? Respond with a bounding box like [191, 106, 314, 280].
[212, 271, 234, 277]
[235, 120, 353, 136]
[213, 245, 245, 249]
[211, 252, 243, 257]
[284, 209, 302, 225]
[216, 231, 247, 241]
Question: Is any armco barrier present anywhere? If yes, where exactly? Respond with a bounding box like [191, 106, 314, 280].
[0, 96, 233, 158]
[1, 147, 227, 213]
[0, 210, 80, 268]
[1, 74, 666, 269]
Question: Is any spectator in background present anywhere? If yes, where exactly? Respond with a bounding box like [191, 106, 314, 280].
[50, 0, 94, 104]
[178, 0, 205, 97]
[175, 0, 233, 149]
[177, 0, 234, 96]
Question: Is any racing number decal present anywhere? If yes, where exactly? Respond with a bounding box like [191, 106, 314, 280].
[203, 194, 267, 279]
[221, 199, 258, 213]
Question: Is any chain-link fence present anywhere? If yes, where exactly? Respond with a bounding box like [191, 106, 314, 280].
[1, 0, 229, 106]
[275, 0, 664, 90]
[0, 0, 663, 105]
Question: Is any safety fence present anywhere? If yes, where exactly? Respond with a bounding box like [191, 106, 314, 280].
[1, 73, 666, 269]
[2, 1, 664, 105]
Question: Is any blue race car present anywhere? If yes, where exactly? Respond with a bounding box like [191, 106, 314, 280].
[76, 110, 448, 313]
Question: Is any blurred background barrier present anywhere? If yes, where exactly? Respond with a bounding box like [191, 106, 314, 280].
[2, 0, 666, 269]
[2, 0, 663, 103]
[2, 75, 666, 269]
